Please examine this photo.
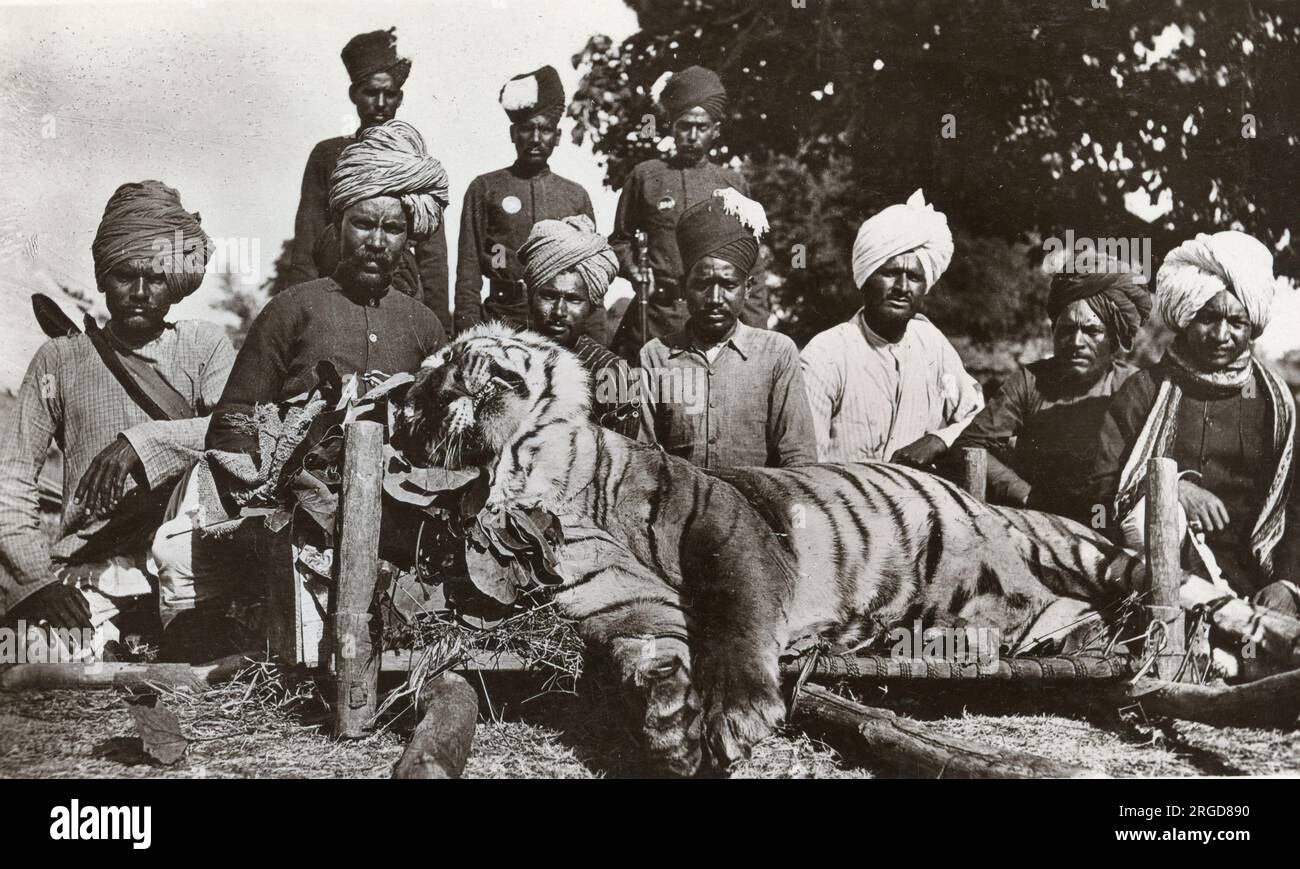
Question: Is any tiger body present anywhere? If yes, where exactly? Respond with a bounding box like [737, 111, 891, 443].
[403, 323, 1146, 773]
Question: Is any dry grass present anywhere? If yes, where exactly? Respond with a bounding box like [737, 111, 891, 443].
[3, 663, 1298, 778]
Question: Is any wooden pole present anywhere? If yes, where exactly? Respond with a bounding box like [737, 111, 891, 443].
[959, 447, 987, 502]
[334, 421, 385, 738]
[1144, 457, 1185, 678]
[0, 653, 255, 692]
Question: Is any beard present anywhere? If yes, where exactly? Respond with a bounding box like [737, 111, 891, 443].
[336, 246, 396, 296]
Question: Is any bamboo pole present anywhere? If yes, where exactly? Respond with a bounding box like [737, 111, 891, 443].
[334, 421, 385, 738]
[1144, 457, 1185, 677]
[959, 447, 987, 502]
[0, 653, 256, 692]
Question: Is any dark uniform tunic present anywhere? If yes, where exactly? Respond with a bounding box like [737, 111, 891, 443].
[1087, 360, 1299, 594]
[208, 277, 447, 457]
[608, 158, 769, 362]
[953, 358, 1130, 522]
[287, 135, 452, 334]
[454, 164, 600, 339]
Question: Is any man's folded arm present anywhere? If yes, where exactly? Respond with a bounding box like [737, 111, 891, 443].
[0, 345, 63, 609]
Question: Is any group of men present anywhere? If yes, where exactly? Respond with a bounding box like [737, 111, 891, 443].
[1, 27, 1297, 666]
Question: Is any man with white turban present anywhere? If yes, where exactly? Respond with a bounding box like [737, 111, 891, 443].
[1087, 230, 1300, 625]
[0, 181, 235, 659]
[518, 215, 638, 437]
[800, 190, 982, 466]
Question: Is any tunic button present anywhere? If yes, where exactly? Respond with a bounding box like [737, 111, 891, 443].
[708, 435, 718, 444]
[368, 333, 378, 343]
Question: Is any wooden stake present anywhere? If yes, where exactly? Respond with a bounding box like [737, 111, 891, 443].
[334, 421, 385, 738]
[959, 447, 987, 502]
[1144, 457, 1185, 677]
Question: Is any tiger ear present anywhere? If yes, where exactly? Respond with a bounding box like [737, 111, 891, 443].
[421, 347, 451, 370]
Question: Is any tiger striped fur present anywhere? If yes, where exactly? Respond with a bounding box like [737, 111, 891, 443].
[402, 323, 1147, 775]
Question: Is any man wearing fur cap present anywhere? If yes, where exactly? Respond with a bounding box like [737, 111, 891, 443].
[609, 65, 770, 363]
[455, 65, 602, 342]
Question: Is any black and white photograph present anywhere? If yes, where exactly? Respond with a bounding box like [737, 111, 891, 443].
[0, 0, 1297, 816]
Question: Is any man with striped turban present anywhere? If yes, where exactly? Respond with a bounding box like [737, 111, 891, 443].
[455, 66, 600, 340]
[638, 189, 815, 469]
[800, 190, 983, 468]
[0, 181, 235, 658]
[608, 65, 769, 362]
[518, 215, 638, 437]
[209, 119, 449, 458]
[954, 253, 1151, 520]
[1087, 230, 1300, 623]
[286, 28, 451, 331]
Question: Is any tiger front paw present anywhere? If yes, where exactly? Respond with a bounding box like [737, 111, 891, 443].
[697, 658, 785, 772]
[634, 653, 702, 777]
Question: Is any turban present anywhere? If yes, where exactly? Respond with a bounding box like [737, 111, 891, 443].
[1155, 231, 1276, 337]
[1047, 254, 1152, 351]
[518, 215, 618, 306]
[91, 180, 213, 300]
[329, 120, 449, 239]
[676, 188, 768, 275]
[656, 65, 727, 122]
[341, 28, 411, 88]
[500, 65, 566, 124]
[851, 189, 953, 293]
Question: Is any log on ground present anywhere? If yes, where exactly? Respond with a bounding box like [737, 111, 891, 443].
[0, 653, 256, 692]
[792, 682, 1098, 778]
[391, 671, 478, 779]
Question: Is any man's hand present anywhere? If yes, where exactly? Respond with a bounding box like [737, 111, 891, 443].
[9, 583, 92, 631]
[74, 437, 143, 517]
[1178, 478, 1231, 534]
[890, 434, 947, 469]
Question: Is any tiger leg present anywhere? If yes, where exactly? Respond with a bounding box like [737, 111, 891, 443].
[558, 563, 703, 776]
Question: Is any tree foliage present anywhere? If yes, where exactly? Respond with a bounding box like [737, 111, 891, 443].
[570, 0, 1298, 344]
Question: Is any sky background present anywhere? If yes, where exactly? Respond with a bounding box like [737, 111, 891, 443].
[0, 0, 638, 387]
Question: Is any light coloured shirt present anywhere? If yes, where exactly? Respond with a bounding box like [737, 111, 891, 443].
[799, 309, 983, 462]
[638, 322, 817, 469]
[0, 320, 234, 612]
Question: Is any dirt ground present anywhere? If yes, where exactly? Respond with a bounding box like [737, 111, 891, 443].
[3, 667, 1298, 779]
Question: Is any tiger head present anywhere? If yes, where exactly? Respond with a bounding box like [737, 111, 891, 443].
[400, 322, 591, 470]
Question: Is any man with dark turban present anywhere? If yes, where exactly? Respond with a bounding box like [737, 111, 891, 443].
[454, 66, 601, 341]
[608, 65, 768, 363]
[518, 215, 638, 437]
[1087, 231, 1300, 630]
[638, 189, 815, 468]
[801, 190, 983, 468]
[0, 181, 235, 658]
[286, 28, 451, 331]
[953, 253, 1152, 520]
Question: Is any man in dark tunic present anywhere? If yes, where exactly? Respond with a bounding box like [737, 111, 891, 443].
[209, 120, 450, 458]
[608, 65, 768, 362]
[1086, 231, 1299, 617]
[286, 28, 451, 332]
[517, 215, 639, 437]
[953, 256, 1151, 522]
[454, 66, 600, 341]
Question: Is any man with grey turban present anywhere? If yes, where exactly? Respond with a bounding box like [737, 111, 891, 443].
[0, 181, 235, 658]
[518, 216, 637, 437]
[954, 254, 1152, 520]
[800, 189, 982, 467]
[1087, 230, 1300, 628]
[287, 28, 452, 331]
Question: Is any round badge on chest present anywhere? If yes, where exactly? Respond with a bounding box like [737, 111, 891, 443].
[501, 195, 523, 214]
[657, 195, 676, 211]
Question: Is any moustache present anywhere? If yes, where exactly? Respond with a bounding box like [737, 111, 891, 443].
[347, 248, 396, 268]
